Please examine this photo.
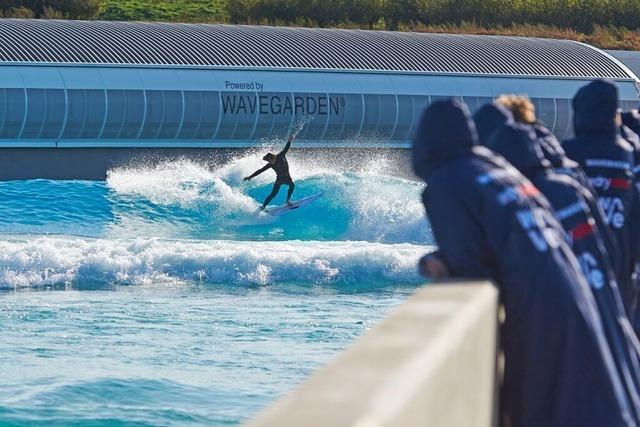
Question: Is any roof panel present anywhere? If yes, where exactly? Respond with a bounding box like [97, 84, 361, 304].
[0, 19, 632, 80]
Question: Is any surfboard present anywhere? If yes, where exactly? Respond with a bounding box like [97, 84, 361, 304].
[265, 191, 324, 216]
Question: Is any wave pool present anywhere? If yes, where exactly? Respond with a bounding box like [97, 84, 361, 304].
[0, 150, 434, 426]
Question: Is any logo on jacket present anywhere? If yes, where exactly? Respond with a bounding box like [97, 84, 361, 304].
[589, 176, 631, 191]
[516, 208, 562, 252]
[599, 197, 625, 228]
[577, 251, 605, 290]
[497, 183, 540, 206]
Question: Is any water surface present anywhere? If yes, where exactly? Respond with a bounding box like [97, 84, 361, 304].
[0, 151, 434, 425]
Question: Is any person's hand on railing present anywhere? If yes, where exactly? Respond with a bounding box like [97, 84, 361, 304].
[419, 253, 450, 278]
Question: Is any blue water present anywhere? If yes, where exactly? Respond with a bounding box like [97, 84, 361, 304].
[0, 152, 434, 426]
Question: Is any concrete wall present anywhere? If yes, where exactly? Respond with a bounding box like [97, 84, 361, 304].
[245, 282, 499, 427]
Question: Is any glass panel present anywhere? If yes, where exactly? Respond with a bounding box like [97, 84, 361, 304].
[430, 95, 451, 104]
[322, 93, 346, 141]
[80, 89, 106, 139]
[408, 95, 430, 140]
[295, 93, 330, 141]
[538, 98, 557, 133]
[554, 98, 571, 141]
[178, 91, 202, 140]
[392, 95, 412, 141]
[374, 95, 397, 141]
[0, 89, 6, 135]
[251, 92, 277, 140]
[102, 90, 126, 139]
[140, 91, 164, 139]
[62, 89, 87, 139]
[158, 90, 182, 139]
[39, 89, 65, 139]
[265, 93, 294, 141]
[341, 93, 364, 140]
[0, 89, 24, 139]
[530, 98, 542, 122]
[22, 89, 46, 138]
[120, 90, 145, 139]
[360, 94, 380, 140]
[217, 91, 239, 139]
[197, 91, 219, 140]
[231, 92, 257, 140]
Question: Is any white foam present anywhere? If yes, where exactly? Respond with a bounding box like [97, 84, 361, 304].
[104, 154, 431, 244]
[0, 236, 431, 289]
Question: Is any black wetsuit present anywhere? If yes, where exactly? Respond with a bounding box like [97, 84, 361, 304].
[248, 139, 295, 208]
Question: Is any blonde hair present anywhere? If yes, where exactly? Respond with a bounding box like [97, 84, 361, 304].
[496, 94, 537, 125]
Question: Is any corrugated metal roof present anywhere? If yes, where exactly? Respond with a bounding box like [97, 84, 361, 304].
[0, 19, 631, 79]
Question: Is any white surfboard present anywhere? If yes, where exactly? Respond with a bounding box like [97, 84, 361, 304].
[265, 191, 324, 216]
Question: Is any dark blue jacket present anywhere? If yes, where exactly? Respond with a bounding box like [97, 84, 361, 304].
[563, 79, 640, 319]
[535, 121, 623, 280]
[620, 123, 640, 181]
[620, 112, 640, 182]
[473, 104, 621, 274]
[488, 123, 640, 415]
[413, 99, 634, 427]
[619, 113, 640, 333]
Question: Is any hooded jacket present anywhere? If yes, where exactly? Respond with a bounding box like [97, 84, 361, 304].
[531, 122, 623, 286]
[620, 121, 640, 179]
[563, 79, 640, 319]
[472, 102, 513, 146]
[619, 112, 640, 333]
[488, 123, 640, 414]
[413, 99, 634, 427]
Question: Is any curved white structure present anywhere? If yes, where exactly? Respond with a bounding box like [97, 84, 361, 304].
[0, 20, 636, 150]
[0, 20, 638, 179]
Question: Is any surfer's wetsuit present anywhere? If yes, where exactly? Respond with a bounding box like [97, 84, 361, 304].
[247, 139, 295, 209]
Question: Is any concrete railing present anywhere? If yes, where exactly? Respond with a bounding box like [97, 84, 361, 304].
[246, 281, 499, 427]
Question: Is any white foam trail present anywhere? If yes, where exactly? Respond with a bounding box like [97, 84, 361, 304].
[107, 160, 258, 214]
[107, 160, 213, 205]
[0, 236, 431, 289]
[104, 154, 431, 244]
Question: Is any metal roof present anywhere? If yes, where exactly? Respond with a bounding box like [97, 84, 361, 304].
[0, 19, 632, 79]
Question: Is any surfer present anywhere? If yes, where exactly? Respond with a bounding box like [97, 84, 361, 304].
[244, 135, 295, 210]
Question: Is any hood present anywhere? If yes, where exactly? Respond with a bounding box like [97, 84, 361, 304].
[486, 122, 549, 178]
[533, 123, 568, 168]
[573, 79, 618, 137]
[621, 112, 640, 150]
[473, 103, 513, 145]
[412, 99, 477, 180]
[621, 111, 640, 136]
[620, 124, 640, 150]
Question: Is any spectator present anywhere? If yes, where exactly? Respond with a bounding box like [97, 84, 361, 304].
[413, 99, 635, 427]
[472, 102, 512, 145]
[487, 122, 640, 415]
[563, 80, 640, 322]
[497, 94, 621, 284]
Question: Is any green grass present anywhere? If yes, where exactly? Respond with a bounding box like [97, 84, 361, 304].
[97, 0, 228, 22]
[3, 0, 640, 50]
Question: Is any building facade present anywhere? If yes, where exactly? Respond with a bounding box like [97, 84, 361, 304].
[0, 20, 637, 178]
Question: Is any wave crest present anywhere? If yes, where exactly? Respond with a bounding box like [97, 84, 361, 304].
[0, 237, 430, 289]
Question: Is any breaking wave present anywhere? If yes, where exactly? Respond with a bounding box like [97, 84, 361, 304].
[0, 236, 429, 289]
[0, 150, 434, 288]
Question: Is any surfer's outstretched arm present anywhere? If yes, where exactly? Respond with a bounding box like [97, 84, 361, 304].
[244, 164, 270, 181]
[279, 136, 293, 156]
